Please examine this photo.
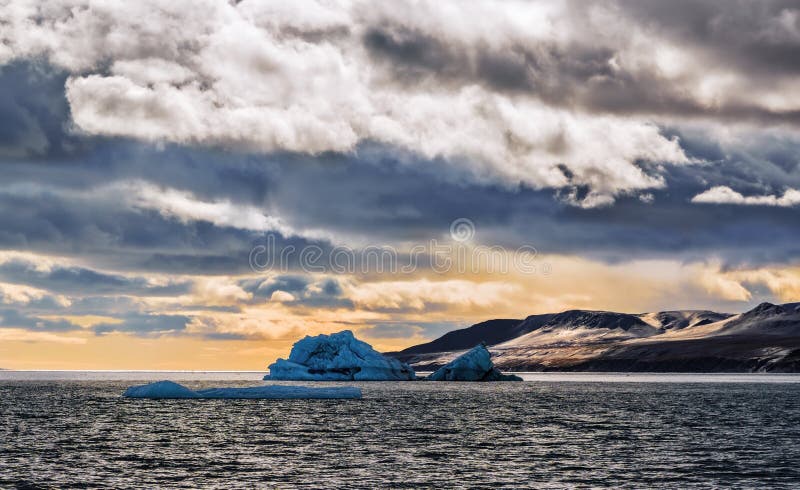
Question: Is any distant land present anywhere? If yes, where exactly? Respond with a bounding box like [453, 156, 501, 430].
[387, 302, 800, 373]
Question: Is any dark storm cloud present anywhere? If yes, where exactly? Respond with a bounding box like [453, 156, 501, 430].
[617, 0, 800, 75]
[0, 151, 328, 277]
[64, 296, 144, 315]
[2, 124, 800, 272]
[364, 1, 800, 125]
[0, 62, 85, 159]
[257, 140, 800, 267]
[0, 57, 798, 277]
[0, 214, 265, 276]
[0, 62, 334, 275]
[243, 275, 354, 310]
[364, 26, 616, 99]
[0, 307, 80, 331]
[1, 0, 797, 215]
[243, 275, 311, 299]
[0, 259, 191, 296]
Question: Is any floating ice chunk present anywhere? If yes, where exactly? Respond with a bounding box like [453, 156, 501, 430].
[123, 380, 362, 399]
[266, 330, 416, 381]
[427, 343, 522, 381]
[123, 380, 200, 398]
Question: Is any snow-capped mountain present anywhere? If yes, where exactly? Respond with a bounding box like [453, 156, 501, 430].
[387, 303, 800, 372]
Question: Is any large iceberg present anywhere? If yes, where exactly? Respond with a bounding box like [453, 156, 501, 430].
[427, 343, 522, 381]
[266, 330, 416, 381]
[123, 380, 362, 399]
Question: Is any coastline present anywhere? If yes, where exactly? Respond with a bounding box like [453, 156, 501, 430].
[3, 370, 800, 383]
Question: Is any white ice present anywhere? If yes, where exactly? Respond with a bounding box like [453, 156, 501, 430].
[427, 343, 522, 381]
[122, 380, 362, 399]
[266, 330, 416, 381]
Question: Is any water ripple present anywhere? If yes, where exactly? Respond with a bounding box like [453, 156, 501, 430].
[0, 380, 799, 488]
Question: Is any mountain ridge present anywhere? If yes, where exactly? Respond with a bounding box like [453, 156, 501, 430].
[387, 303, 800, 372]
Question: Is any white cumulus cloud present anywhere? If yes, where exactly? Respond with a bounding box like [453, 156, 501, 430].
[691, 186, 800, 207]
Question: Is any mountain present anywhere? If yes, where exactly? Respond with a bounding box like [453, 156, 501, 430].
[389, 318, 530, 357]
[387, 303, 800, 372]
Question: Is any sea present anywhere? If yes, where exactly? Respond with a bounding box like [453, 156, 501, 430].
[1, 371, 799, 489]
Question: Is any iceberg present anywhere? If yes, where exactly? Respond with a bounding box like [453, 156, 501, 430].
[427, 343, 522, 381]
[266, 330, 416, 381]
[124, 380, 200, 398]
[123, 380, 362, 399]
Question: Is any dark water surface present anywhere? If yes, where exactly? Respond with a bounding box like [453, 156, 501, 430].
[1, 374, 799, 488]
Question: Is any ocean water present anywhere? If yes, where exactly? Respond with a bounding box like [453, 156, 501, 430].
[1, 372, 800, 488]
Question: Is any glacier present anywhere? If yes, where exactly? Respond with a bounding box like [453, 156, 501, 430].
[266, 330, 416, 381]
[427, 343, 522, 381]
[123, 380, 362, 399]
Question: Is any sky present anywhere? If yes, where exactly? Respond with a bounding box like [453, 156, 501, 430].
[1, 0, 800, 369]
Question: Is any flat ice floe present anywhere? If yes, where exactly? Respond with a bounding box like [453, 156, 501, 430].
[266, 330, 416, 381]
[123, 380, 362, 399]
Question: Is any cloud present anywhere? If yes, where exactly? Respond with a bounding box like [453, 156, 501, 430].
[0, 62, 78, 159]
[691, 186, 800, 207]
[359, 321, 459, 340]
[0, 254, 191, 296]
[118, 180, 305, 237]
[0, 0, 706, 204]
[3, 2, 800, 360]
[1, 125, 799, 272]
[188, 278, 252, 307]
[690, 263, 800, 304]
[92, 313, 191, 336]
[0, 328, 86, 344]
[693, 264, 754, 302]
[3, 1, 800, 208]
[618, 0, 800, 78]
[246, 275, 353, 309]
[345, 279, 518, 313]
[0, 307, 81, 331]
[361, 0, 800, 122]
[269, 290, 296, 303]
[731, 268, 800, 303]
[245, 275, 310, 298]
[0, 282, 71, 308]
